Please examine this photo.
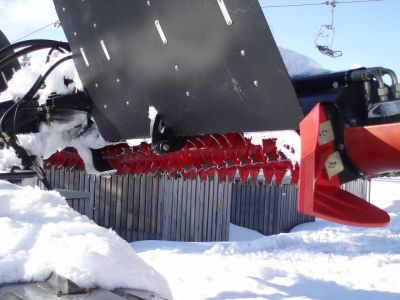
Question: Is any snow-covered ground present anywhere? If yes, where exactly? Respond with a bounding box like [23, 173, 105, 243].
[0, 180, 172, 299]
[133, 178, 400, 300]
[0, 175, 399, 300]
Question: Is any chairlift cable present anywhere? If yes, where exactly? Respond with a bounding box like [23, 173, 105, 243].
[260, 0, 384, 9]
[261, 2, 325, 8]
[12, 20, 60, 43]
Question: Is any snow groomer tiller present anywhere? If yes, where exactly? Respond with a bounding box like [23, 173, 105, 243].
[1, 0, 399, 227]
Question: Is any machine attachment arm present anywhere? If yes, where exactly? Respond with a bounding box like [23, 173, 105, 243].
[298, 103, 390, 227]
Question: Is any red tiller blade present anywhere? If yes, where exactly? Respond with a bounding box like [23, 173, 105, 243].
[298, 103, 390, 227]
[314, 186, 390, 227]
[262, 166, 274, 184]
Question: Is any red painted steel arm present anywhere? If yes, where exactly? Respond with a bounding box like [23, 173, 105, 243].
[298, 103, 390, 227]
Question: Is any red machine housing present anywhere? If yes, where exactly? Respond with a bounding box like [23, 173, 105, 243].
[298, 103, 390, 227]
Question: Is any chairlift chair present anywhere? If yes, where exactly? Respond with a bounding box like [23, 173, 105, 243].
[315, 1, 343, 58]
[315, 24, 343, 58]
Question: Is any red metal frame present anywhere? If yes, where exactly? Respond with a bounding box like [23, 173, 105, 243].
[346, 123, 400, 174]
[45, 134, 298, 185]
[298, 103, 390, 227]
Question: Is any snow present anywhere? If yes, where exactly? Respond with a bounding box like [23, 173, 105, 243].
[0, 53, 108, 174]
[0, 174, 398, 300]
[0, 180, 172, 299]
[0, 53, 82, 105]
[132, 178, 400, 300]
[229, 223, 265, 241]
[244, 130, 300, 164]
[279, 47, 329, 77]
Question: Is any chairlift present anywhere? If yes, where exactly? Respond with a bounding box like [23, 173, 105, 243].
[315, 1, 343, 58]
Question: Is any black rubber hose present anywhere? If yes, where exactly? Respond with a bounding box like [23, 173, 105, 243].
[46, 47, 65, 63]
[0, 39, 70, 57]
[0, 54, 73, 191]
[0, 44, 69, 71]
[28, 55, 73, 99]
[0, 55, 73, 134]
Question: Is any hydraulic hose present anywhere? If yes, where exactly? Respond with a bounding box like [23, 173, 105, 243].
[0, 39, 70, 57]
[0, 55, 73, 135]
[0, 54, 73, 190]
[0, 44, 69, 71]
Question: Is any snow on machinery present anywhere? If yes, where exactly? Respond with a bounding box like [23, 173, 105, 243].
[0, 0, 398, 228]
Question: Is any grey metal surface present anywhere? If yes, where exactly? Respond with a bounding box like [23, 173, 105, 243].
[57, 189, 91, 200]
[43, 167, 332, 241]
[53, 0, 303, 141]
[0, 274, 166, 300]
[342, 178, 370, 202]
[0, 284, 124, 300]
[230, 181, 314, 235]
[44, 168, 231, 242]
[114, 288, 166, 300]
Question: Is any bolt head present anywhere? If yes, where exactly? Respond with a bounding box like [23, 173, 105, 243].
[392, 84, 400, 93]
[377, 87, 388, 96]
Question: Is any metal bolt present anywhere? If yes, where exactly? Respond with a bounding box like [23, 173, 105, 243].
[162, 144, 170, 152]
[174, 65, 179, 71]
[147, 0, 151, 6]
[240, 50, 246, 56]
[95, 83, 99, 88]
[62, 7, 66, 11]
[93, 23, 97, 28]
[253, 80, 259, 87]
[186, 91, 190, 97]
[332, 81, 339, 89]
[116, 78, 120, 83]
[338, 144, 345, 151]
[392, 84, 400, 99]
[377, 86, 389, 101]
[126, 101, 130, 105]
[103, 104, 107, 109]
[73, 32, 77, 36]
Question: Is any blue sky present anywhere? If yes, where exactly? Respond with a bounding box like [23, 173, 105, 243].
[261, 0, 400, 75]
[0, 0, 399, 75]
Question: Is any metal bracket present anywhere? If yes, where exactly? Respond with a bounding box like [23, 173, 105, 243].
[150, 114, 186, 155]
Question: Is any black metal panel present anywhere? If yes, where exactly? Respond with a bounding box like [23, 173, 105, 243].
[53, 0, 303, 141]
[0, 30, 21, 93]
[230, 181, 315, 235]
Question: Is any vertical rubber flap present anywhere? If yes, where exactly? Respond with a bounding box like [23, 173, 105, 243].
[53, 0, 303, 141]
